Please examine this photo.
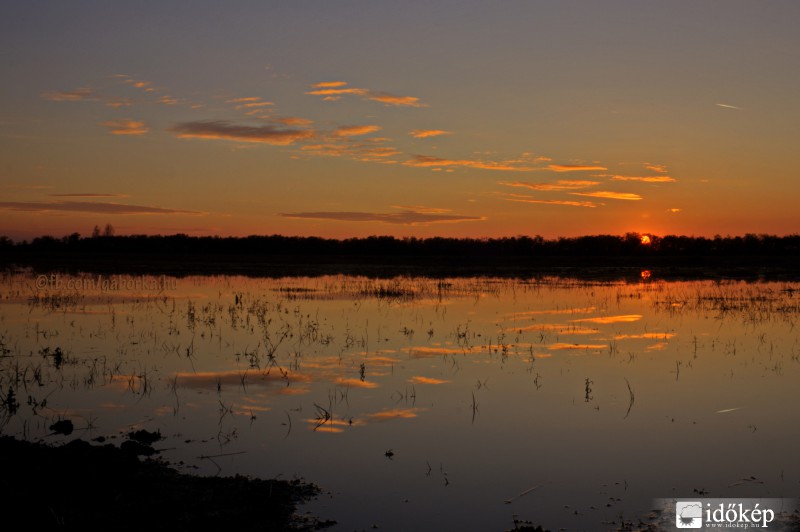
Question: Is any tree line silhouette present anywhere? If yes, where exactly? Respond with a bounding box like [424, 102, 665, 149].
[2, 232, 799, 274]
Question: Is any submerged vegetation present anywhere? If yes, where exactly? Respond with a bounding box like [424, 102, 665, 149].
[1, 272, 800, 530]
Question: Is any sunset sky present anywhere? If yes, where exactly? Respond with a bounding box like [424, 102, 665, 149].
[2, 1, 799, 240]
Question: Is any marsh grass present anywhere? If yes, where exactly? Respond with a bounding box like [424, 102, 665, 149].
[1, 272, 800, 530]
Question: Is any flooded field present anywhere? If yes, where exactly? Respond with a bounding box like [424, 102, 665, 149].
[1, 272, 799, 530]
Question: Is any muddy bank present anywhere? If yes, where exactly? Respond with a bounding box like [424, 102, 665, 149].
[0, 436, 334, 531]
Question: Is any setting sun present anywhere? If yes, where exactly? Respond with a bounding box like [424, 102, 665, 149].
[640, 235, 652, 245]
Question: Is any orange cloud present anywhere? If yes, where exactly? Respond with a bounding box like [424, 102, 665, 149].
[390, 205, 452, 214]
[170, 120, 314, 145]
[105, 97, 133, 108]
[0, 201, 203, 215]
[611, 175, 676, 183]
[306, 87, 368, 97]
[500, 180, 599, 191]
[410, 129, 451, 138]
[548, 164, 608, 172]
[49, 193, 129, 198]
[368, 92, 424, 107]
[279, 210, 484, 225]
[227, 97, 262, 103]
[277, 117, 314, 126]
[334, 125, 382, 137]
[571, 191, 642, 201]
[501, 193, 597, 208]
[645, 163, 668, 173]
[307, 82, 424, 107]
[357, 146, 401, 158]
[312, 81, 349, 88]
[42, 88, 97, 101]
[300, 135, 400, 160]
[405, 155, 535, 172]
[100, 119, 148, 135]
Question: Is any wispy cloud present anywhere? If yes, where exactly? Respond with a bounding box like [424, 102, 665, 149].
[571, 191, 642, 201]
[170, 120, 314, 145]
[300, 135, 400, 161]
[240, 102, 273, 109]
[644, 163, 668, 173]
[101, 119, 148, 135]
[368, 92, 423, 107]
[122, 78, 155, 92]
[279, 209, 484, 225]
[390, 205, 452, 214]
[225, 96, 274, 111]
[307, 82, 424, 107]
[716, 103, 741, 110]
[548, 164, 608, 172]
[501, 193, 598, 208]
[1, 184, 54, 190]
[334, 125, 381, 137]
[0, 201, 203, 215]
[105, 97, 133, 108]
[668, 207, 682, 213]
[277, 117, 314, 126]
[405, 155, 535, 172]
[500, 180, 599, 191]
[311, 81, 348, 88]
[227, 97, 262, 103]
[306, 87, 367, 99]
[41, 88, 97, 102]
[611, 175, 676, 183]
[410, 129, 451, 138]
[49, 193, 129, 198]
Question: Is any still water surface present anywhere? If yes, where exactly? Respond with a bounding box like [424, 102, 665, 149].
[1, 273, 799, 530]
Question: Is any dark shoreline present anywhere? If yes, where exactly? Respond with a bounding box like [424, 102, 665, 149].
[0, 435, 334, 531]
[1, 233, 798, 281]
[4, 254, 800, 282]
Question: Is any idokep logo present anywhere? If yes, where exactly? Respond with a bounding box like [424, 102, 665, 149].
[675, 501, 703, 528]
